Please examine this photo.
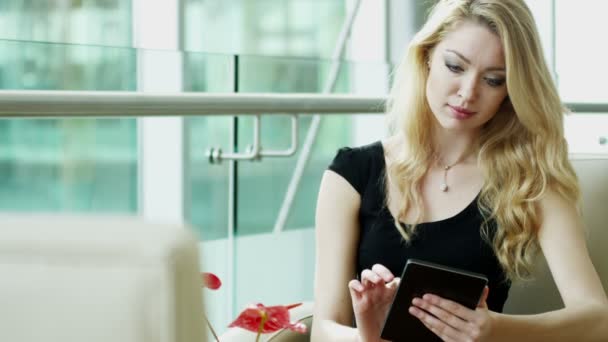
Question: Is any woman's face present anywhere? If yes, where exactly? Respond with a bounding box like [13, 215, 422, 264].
[426, 21, 508, 133]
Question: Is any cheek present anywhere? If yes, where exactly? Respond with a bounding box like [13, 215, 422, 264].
[487, 93, 508, 111]
[480, 93, 508, 119]
[426, 70, 452, 105]
[432, 70, 461, 100]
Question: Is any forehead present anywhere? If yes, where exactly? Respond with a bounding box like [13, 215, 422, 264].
[435, 21, 505, 67]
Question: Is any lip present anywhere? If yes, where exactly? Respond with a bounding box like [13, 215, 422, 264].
[448, 105, 476, 119]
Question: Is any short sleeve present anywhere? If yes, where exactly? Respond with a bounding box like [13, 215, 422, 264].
[327, 147, 369, 195]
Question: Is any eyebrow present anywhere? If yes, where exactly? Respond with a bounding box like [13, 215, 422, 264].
[445, 49, 506, 72]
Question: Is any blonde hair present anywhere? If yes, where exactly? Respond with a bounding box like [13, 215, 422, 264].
[386, 0, 580, 281]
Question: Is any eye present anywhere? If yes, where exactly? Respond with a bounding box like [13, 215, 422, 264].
[485, 77, 505, 87]
[445, 63, 463, 73]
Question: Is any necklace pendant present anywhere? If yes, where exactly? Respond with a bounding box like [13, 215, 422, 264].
[440, 183, 449, 192]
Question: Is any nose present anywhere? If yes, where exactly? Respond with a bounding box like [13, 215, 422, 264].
[457, 75, 479, 103]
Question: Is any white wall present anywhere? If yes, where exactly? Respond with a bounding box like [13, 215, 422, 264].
[349, 0, 390, 147]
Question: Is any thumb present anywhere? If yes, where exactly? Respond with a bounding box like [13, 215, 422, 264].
[387, 277, 401, 288]
[477, 286, 489, 309]
[384, 277, 401, 292]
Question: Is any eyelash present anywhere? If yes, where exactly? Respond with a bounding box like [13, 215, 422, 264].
[444, 63, 505, 88]
[445, 63, 463, 73]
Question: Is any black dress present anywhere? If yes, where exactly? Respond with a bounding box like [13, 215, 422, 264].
[328, 141, 510, 312]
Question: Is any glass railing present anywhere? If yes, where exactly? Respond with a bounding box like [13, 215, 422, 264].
[0, 39, 393, 335]
[0, 39, 137, 213]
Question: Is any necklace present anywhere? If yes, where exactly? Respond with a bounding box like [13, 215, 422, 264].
[439, 164, 454, 192]
[434, 145, 478, 192]
[436, 155, 468, 193]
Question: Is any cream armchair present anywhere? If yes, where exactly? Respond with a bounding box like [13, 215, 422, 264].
[0, 215, 207, 342]
[504, 157, 608, 313]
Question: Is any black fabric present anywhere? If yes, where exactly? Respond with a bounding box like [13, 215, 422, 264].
[328, 141, 510, 313]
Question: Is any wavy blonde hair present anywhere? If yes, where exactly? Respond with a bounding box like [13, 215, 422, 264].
[386, 0, 580, 281]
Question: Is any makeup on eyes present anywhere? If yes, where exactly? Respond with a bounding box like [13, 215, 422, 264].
[444, 49, 506, 72]
[484, 76, 505, 87]
[443, 56, 505, 87]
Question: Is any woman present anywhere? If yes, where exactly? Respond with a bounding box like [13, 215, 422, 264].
[311, 0, 608, 341]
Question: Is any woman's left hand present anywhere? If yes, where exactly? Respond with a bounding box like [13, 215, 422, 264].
[409, 286, 493, 342]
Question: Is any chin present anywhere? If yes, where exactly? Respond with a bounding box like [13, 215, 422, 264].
[436, 117, 479, 132]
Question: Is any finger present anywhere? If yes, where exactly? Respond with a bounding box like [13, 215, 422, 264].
[423, 294, 476, 322]
[348, 279, 364, 292]
[409, 306, 463, 341]
[412, 297, 468, 332]
[420, 319, 458, 342]
[385, 277, 401, 290]
[478, 286, 489, 309]
[360, 269, 383, 287]
[348, 279, 363, 300]
[371, 264, 395, 282]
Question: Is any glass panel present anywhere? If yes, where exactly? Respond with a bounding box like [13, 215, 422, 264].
[233, 56, 389, 322]
[235, 55, 351, 236]
[0, 39, 137, 212]
[183, 0, 391, 330]
[0, 1, 135, 213]
[183, 51, 234, 341]
[184, 52, 234, 241]
[0, 0, 132, 46]
[235, 57, 390, 234]
[183, 0, 345, 58]
[182, 54, 390, 331]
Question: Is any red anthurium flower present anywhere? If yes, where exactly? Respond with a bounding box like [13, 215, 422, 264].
[228, 303, 307, 334]
[201, 272, 222, 290]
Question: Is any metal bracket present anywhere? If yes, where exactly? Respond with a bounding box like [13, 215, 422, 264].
[207, 114, 298, 164]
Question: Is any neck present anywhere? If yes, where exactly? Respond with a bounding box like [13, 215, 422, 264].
[431, 126, 479, 166]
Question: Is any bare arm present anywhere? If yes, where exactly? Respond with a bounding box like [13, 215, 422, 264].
[310, 170, 361, 342]
[408, 189, 608, 341]
[490, 190, 608, 341]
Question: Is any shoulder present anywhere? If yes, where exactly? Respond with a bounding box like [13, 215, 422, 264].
[381, 134, 407, 166]
[329, 141, 384, 167]
[327, 141, 384, 195]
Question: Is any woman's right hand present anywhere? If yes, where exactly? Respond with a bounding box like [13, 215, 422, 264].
[348, 264, 400, 342]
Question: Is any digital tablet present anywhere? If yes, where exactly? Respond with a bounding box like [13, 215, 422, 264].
[380, 259, 488, 342]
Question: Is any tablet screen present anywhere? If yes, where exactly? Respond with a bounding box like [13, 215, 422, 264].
[380, 259, 488, 342]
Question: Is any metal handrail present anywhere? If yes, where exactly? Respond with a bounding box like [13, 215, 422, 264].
[259, 115, 299, 157]
[0, 90, 606, 116]
[0, 91, 386, 117]
[0, 90, 606, 233]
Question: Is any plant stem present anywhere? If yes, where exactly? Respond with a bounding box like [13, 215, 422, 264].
[256, 311, 268, 342]
[203, 314, 220, 342]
